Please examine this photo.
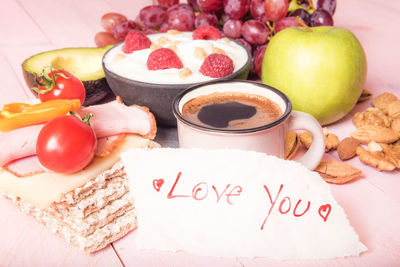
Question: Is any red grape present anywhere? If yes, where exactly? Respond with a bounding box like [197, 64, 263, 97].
[252, 44, 268, 78]
[157, 0, 179, 8]
[101, 13, 127, 33]
[94, 32, 120, 47]
[223, 0, 250, 20]
[317, 0, 336, 15]
[274, 17, 302, 33]
[250, 0, 268, 22]
[264, 0, 289, 22]
[167, 4, 195, 31]
[159, 22, 170, 32]
[310, 8, 333, 26]
[235, 38, 252, 54]
[197, 0, 223, 13]
[195, 12, 219, 28]
[112, 20, 138, 41]
[241, 19, 269, 45]
[139, 5, 166, 29]
[187, 0, 201, 11]
[288, 8, 311, 26]
[223, 19, 242, 38]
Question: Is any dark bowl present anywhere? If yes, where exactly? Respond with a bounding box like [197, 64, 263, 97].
[102, 40, 252, 127]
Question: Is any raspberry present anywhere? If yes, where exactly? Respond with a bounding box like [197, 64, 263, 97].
[192, 25, 222, 40]
[200, 53, 234, 78]
[147, 48, 183, 70]
[122, 30, 152, 53]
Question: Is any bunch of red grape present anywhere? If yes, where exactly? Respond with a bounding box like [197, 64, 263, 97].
[96, 0, 336, 78]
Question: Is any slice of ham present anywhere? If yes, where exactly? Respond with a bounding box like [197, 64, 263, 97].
[3, 155, 45, 177]
[80, 101, 156, 140]
[0, 100, 157, 167]
[0, 124, 42, 167]
[95, 134, 126, 157]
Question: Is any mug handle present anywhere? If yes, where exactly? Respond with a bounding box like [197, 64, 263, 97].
[287, 111, 325, 170]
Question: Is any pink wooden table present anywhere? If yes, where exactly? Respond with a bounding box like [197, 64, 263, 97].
[1, 0, 399, 266]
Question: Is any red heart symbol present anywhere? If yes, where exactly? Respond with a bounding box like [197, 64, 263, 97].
[153, 179, 164, 192]
[318, 204, 331, 222]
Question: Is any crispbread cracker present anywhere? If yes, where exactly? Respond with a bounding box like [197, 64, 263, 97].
[1, 137, 160, 253]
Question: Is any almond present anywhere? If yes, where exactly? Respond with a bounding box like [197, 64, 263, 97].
[337, 137, 360, 160]
[372, 92, 398, 113]
[388, 100, 400, 119]
[299, 131, 312, 149]
[284, 131, 299, 160]
[357, 89, 372, 103]
[392, 118, 400, 136]
[314, 160, 362, 184]
[351, 125, 399, 144]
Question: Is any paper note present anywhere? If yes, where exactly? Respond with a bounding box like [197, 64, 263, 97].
[121, 148, 367, 260]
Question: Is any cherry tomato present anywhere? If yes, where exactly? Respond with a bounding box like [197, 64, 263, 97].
[36, 69, 86, 105]
[36, 114, 97, 174]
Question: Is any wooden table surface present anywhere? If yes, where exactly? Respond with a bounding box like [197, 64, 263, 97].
[1, 0, 399, 266]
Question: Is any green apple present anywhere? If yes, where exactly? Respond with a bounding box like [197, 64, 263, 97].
[261, 26, 367, 125]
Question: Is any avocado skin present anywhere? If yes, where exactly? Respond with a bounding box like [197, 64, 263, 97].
[23, 70, 112, 106]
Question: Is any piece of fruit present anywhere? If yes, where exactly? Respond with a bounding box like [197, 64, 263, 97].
[264, 0, 289, 21]
[250, 0, 268, 22]
[262, 26, 367, 125]
[94, 32, 120, 48]
[122, 30, 152, 53]
[36, 113, 97, 174]
[194, 12, 219, 28]
[200, 53, 234, 78]
[288, 8, 311, 26]
[157, 0, 179, 8]
[310, 8, 334, 26]
[166, 4, 195, 31]
[22, 47, 113, 106]
[223, 19, 242, 38]
[139, 5, 167, 29]
[147, 48, 183, 70]
[223, 0, 250, 20]
[34, 69, 86, 105]
[193, 25, 222, 40]
[317, 0, 336, 15]
[252, 44, 268, 78]
[112, 20, 138, 41]
[241, 19, 269, 45]
[274, 17, 302, 33]
[101, 12, 127, 32]
[197, 0, 223, 12]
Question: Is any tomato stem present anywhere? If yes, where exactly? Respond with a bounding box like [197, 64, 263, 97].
[68, 111, 93, 126]
[32, 67, 70, 95]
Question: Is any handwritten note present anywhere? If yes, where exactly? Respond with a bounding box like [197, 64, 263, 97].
[121, 148, 367, 260]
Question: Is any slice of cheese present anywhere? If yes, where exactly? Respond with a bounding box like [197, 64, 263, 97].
[0, 134, 159, 209]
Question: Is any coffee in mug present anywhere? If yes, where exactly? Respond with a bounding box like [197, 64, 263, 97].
[181, 91, 282, 130]
[172, 80, 325, 170]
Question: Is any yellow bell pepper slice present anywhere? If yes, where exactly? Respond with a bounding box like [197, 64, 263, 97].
[0, 99, 81, 132]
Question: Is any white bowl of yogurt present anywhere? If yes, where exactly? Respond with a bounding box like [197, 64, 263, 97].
[103, 30, 251, 126]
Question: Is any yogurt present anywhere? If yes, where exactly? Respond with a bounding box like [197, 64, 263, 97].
[103, 31, 249, 85]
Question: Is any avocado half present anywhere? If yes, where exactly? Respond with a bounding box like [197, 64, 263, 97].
[22, 46, 113, 106]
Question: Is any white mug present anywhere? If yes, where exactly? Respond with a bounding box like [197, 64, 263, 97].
[172, 80, 325, 170]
